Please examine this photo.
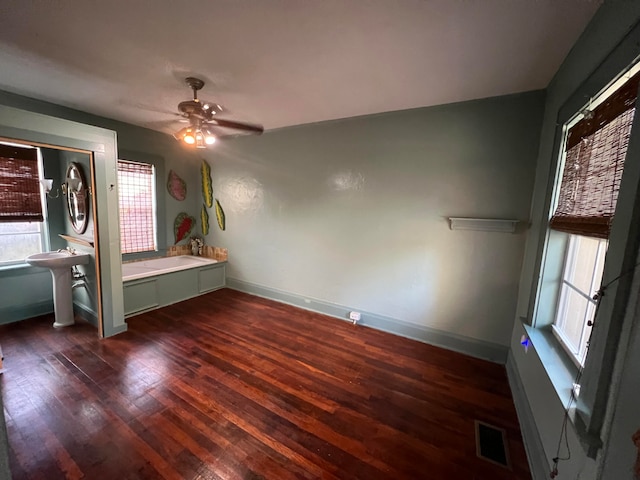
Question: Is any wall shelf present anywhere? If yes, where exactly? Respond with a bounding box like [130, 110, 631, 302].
[59, 234, 94, 248]
[448, 217, 519, 233]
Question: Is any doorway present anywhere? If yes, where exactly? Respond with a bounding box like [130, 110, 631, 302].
[0, 104, 127, 337]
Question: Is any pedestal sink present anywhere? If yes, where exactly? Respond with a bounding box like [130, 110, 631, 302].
[25, 251, 90, 327]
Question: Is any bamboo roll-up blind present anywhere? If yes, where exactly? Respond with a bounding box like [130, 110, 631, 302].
[0, 143, 43, 222]
[550, 71, 640, 239]
[117, 160, 156, 254]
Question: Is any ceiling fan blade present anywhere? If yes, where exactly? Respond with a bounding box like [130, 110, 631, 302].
[126, 101, 183, 116]
[142, 118, 188, 129]
[209, 118, 264, 134]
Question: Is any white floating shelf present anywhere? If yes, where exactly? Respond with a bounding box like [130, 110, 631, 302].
[448, 217, 519, 233]
[59, 234, 94, 248]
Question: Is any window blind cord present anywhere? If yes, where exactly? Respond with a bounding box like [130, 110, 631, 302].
[551, 258, 640, 478]
[550, 312, 591, 478]
[599, 258, 640, 294]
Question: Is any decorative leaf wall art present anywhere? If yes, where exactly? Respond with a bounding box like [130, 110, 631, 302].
[167, 170, 187, 201]
[201, 204, 209, 235]
[174, 212, 196, 243]
[201, 160, 213, 208]
[200, 159, 226, 232]
[215, 199, 226, 231]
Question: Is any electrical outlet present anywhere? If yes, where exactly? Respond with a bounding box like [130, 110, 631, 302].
[349, 311, 361, 323]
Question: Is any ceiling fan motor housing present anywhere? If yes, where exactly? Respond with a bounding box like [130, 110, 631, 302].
[178, 100, 213, 120]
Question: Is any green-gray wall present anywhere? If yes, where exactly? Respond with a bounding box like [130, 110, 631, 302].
[202, 91, 545, 359]
[509, 2, 640, 479]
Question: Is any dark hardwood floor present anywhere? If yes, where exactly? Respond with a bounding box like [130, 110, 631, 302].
[0, 288, 530, 479]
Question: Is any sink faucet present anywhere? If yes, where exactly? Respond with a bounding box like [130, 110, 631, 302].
[56, 247, 76, 255]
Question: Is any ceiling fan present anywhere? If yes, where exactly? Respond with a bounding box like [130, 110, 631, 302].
[172, 77, 264, 148]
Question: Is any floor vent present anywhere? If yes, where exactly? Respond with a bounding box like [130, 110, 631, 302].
[475, 420, 510, 468]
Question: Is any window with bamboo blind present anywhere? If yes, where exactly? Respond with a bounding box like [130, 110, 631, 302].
[551, 69, 640, 366]
[117, 160, 157, 254]
[0, 143, 43, 222]
[549, 71, 640, 239]
[0, 142, 45, 265]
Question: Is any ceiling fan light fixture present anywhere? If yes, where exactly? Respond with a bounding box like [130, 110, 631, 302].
[183, 132, 196, 145]
[204, 128, 216, 145]
[195, 132, 207, 149]
[174, 125, 215, 148]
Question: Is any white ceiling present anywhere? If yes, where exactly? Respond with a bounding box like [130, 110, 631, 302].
[0, 0, 601, 136]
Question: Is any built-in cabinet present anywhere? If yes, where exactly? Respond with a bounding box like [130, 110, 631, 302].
[123, 262, 226, 317]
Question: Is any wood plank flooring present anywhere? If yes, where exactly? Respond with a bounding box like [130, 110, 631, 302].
[0, 288, 531, 479]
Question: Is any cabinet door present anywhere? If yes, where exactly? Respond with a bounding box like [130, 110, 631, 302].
[158, 270, 198, 305]
[123, 280, 158, 316]
[199, 265, 225, 293]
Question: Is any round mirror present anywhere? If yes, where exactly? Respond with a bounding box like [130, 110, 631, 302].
[65, 163, 89, 234]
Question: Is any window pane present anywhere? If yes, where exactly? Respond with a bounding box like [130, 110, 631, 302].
[554, 234, 607, 365]
[591, 241, 607, 293]
[0, 222, 40, 234]
[0, 232, 42, 264]
[556, 285, 590, 355]
[564, 235, 601, 294]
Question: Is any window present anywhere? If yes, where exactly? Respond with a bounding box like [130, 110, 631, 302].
[548, 69, 639, 366]
[0, 142, 46, 265]
[117, 160, 157, 254]
[553, 235, 607, 366]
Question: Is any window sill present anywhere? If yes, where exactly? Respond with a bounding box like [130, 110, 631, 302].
[522, 322, 603, 457]
[523, 323, 578, 407]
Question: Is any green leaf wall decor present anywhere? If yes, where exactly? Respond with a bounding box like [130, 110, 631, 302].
[215, 199, 226, 231]
[201, 160, 213, 208]
[201, 204, 210, 236]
